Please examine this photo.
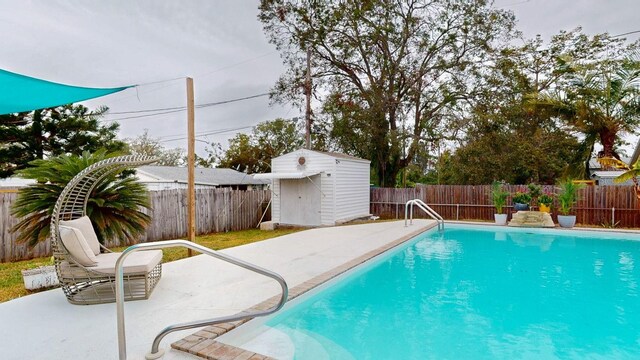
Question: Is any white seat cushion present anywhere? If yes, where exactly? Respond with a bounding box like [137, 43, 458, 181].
[60, 216, 101, 255]
[92, 250, 163, 275]
[59, 226, 98, 267]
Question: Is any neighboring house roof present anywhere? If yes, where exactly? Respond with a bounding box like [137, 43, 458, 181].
[591, 170, 634, 185]
[0, 176, 36, 188]
[136, 166, 268, 186]
[591, 170, 627, 178]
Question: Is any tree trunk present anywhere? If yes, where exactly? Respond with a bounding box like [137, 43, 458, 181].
[599, 128, 618, 159]
[32, 109, 44, 160]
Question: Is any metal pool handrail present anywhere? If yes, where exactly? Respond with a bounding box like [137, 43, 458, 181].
[405, 199, 445, 231]
[115, 240, 289, 360]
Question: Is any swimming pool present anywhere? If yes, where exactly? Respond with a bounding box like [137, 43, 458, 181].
[221, 224, 640, 359]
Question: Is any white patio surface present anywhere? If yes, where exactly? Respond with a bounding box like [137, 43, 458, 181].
[0, 220, 434, 360]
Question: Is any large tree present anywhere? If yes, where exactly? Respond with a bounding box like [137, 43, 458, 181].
[124, 129, 186, 166]
[259, 0, 516, 186]
[437, 29, 628, 184]
[536, 49, 640, 163]
[0, 104, 125, 178]
[209, 118, 305, 173]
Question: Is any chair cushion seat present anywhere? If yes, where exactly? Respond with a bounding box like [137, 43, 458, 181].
[58, 226, 98, 267]
[91, 250, 163, 275]
[60, 216, 101, 255]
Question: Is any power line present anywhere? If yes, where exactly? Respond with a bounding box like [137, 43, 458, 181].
[104, 109, 186, 122]
[196, 92, 269, 108]
[611, 30, 640, 38]
[100, 51, 278, 105]
[103, 92, 270, 121]
[159, 125, 255, 143]
[106, 105, 186, 115]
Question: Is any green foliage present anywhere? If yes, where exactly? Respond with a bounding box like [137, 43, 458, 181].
[529, 35, 640, 163]
[0, 105, 126, 178]
[512, 192, 532, 205]
[556, 180, 585, 215]
[124, 129, 185, 166]
[259, 0, 516, 186]
[615, 160, 640, 184]
[491, 182, 510, 214]
[440, 29, 640, 185]
[538, 193, 554, 206]
[10, 150, 151, 247]
[442, 127, 580, 184]
[527, 184, 542, 203]
[209, 118, 304, 173]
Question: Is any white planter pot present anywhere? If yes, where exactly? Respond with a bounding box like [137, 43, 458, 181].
[557, 215, 576, 228]
[494, 213, 508, 226]
[21, 265, 59, 290]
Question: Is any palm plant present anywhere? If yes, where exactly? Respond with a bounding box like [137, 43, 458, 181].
[556, 180, 585, 216]
[11, 150, 152, 247]
[531, 52, 640, 175]
[491, 181, 509, 214]
[614, 160, 640, 199]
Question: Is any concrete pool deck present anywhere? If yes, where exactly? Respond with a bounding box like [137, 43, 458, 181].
[0, 220, 434, 360]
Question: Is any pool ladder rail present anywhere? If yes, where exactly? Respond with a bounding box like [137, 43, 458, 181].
[114, 240, 289, 360]
[405, 199, 445, 231]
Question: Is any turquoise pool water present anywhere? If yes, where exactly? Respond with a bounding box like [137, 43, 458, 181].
[265, 225, 640, 359]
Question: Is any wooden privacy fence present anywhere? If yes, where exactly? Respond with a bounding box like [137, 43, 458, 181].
[371, 185, 640, 228]
[0, 188, 271, 263]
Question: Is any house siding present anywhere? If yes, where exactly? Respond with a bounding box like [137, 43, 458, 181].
[334, 158, 371, 221]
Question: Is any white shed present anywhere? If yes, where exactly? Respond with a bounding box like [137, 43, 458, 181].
[254, 149, 371, 226]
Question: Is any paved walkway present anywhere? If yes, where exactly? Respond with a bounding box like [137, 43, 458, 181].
[0, 220, 434, 360]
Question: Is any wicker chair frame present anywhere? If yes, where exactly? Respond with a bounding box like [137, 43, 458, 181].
[50, 155, 161, 305]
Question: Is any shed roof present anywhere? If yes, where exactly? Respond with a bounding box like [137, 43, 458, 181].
[274, 149, 369, 163]
[137, 166, 268, 186]
[589, 157, 632, 170]
[318, 151, 368, 161]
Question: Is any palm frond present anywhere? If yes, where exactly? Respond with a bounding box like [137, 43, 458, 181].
[11, 151, 151, 247]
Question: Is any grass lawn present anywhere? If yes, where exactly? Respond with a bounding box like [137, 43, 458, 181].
[0, 228, 301, 304]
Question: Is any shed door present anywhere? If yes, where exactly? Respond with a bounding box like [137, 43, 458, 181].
[280, 175, 321, 226]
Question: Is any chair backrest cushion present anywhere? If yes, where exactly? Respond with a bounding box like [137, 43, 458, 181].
[60, 216, 101, 255]
[59, 226, 98, 267]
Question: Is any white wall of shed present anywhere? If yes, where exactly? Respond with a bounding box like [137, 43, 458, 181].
[334, 158, 371, 221]
[272, 178, 281, 223]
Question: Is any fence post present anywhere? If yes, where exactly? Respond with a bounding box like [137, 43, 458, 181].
[456, 204, 460, 220]
[612, 207, 615, 227]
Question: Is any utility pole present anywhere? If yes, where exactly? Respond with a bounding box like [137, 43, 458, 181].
[186, 77, 195, 257]
[305, 47, 312, 149]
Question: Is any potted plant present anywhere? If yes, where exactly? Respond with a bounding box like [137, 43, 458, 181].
[512, 191, 531, 211]
[538, 193, 554, 213]
[556, 180, 584, 228]
[527, 184, 542, 206]
[491, 181, 510, 225]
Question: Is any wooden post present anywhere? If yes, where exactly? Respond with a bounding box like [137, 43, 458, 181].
[186, 77, 195, 257]
[305, 47, 311, 149]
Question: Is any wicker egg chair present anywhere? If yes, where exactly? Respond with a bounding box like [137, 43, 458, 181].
[50, 155, 161, 305]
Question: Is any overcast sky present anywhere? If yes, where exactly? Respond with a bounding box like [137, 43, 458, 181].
[0, 0, 639, 157]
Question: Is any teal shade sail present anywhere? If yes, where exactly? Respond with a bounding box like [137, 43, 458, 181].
[0, 69, 132, 115]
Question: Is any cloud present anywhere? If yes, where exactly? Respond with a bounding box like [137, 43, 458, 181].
[1, 0, 638, 157]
